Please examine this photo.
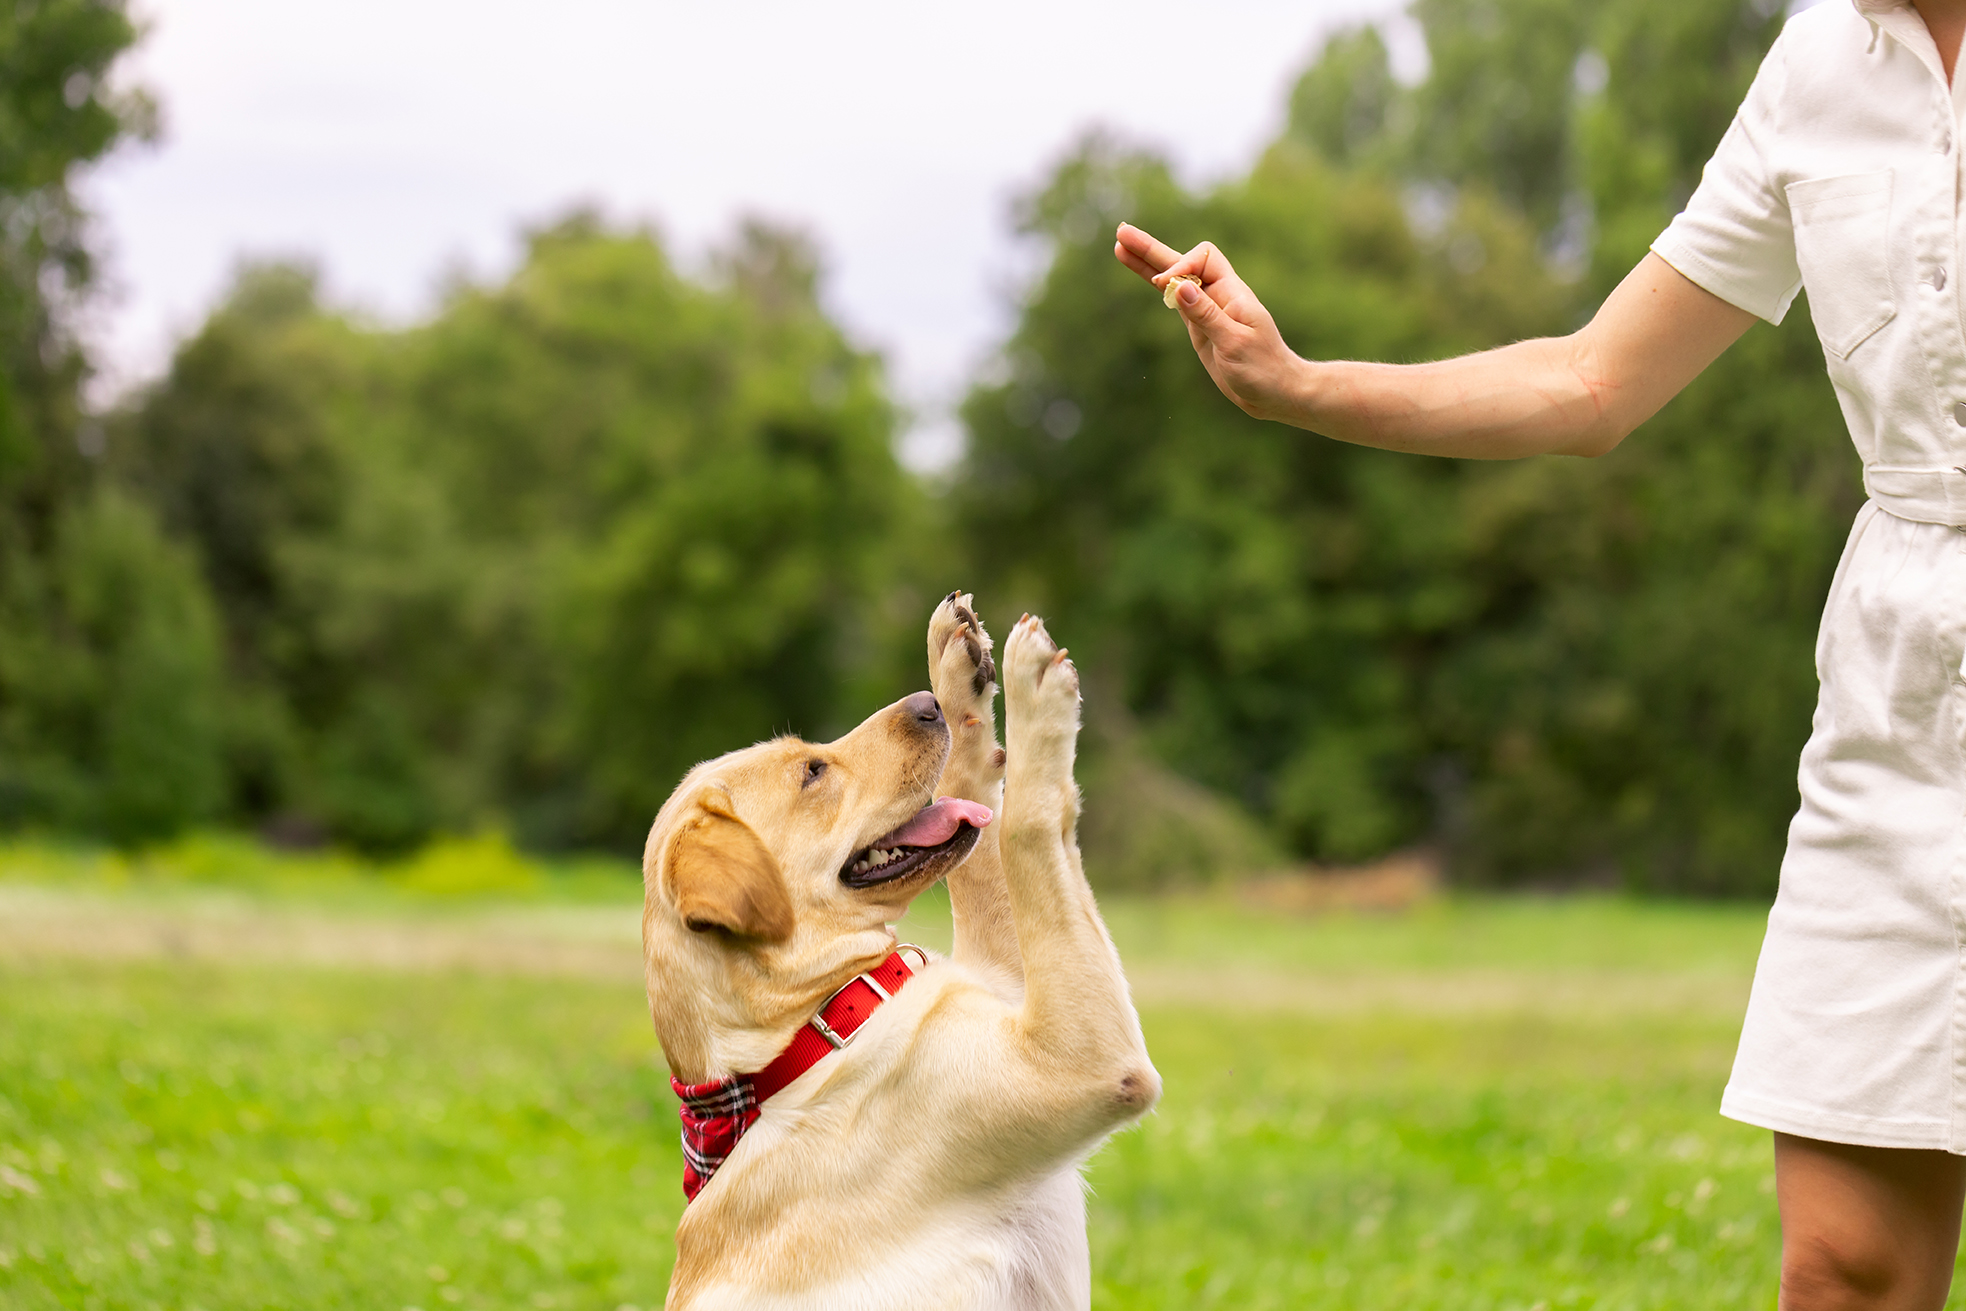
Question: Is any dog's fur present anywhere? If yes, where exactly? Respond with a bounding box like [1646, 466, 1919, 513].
[642, 596, 1159, 1310]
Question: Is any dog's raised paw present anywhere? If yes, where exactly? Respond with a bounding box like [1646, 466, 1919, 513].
[929, 591, 997, 707]
[1002, 614, 1081, 715]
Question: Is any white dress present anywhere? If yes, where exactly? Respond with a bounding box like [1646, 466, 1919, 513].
[1653, 0, 1966, 1151]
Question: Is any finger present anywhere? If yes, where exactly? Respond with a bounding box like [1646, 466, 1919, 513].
[1114, 242, 1162, 281]
[1155, 241, 1240, 290]
[1115, 223, 1182, 275]
[1171, 276, 1239, 338]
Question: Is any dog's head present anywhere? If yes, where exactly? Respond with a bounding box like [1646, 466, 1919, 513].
[642, 691, 990, 1080]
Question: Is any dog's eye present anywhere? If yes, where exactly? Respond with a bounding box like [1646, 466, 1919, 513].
[802, 760, 828, 787]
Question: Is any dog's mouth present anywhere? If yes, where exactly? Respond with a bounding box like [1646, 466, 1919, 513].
[840, 797, 994, 889]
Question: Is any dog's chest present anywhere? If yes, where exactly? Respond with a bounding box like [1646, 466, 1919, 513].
[668, 970, 1098, 1309]
[674, 1166, 1088, 1311]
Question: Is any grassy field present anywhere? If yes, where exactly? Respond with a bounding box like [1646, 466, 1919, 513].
[0, 838, 1874, 1309]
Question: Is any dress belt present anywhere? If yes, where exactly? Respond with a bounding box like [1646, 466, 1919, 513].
[1863, 466, 1966, 527]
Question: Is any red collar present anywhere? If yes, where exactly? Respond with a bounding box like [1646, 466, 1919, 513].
[670, 945, 925, 1201]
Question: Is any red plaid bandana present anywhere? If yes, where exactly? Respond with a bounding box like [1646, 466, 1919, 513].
[671, 1074, 759, 1202]
[669, 948, 920, 1202]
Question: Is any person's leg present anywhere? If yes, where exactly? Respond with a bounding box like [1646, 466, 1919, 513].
[1776, 1132, 1966, 1310]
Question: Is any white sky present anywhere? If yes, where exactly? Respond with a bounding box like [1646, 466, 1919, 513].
[80, 0, 1409, 468]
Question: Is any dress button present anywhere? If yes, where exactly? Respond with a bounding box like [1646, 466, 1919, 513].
[1938, 268, 1950, 291]
[1954, 400, 1966, 427]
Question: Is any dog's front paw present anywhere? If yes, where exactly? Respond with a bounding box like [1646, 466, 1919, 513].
[928, 592, 1003, 794]
[1001, 614, 1080, 764]
[929, 592, 996, 709]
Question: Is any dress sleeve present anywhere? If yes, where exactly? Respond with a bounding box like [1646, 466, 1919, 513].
[1650, 30, 1801, 324]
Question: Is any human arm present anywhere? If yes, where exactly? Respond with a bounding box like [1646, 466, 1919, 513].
[1114, 223, 1758, 459]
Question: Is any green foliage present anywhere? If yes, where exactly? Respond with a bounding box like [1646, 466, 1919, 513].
[0, 0, 146, 491]
[0, 830, 640, 905]
[110, 264, 360, 831]
[0, 1, 199, 845]
[0, 0, 1857, 894]
[956, 0, 1845, 894]
[958, 138, 1570, 866]
[1402, 0, 1594, 233]
[1576, 0, 1789, 286]
[1431, 318, 1856, 892]
[0, 490, 225, 841]
[392, 832, 541, 898]
[0, 0, 147, 529]
[115, 216, 919, 852]
[1285, 26, 1400, 171]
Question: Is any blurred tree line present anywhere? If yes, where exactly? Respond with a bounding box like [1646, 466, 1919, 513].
[104, 223, 921, 852]
[2, 0, 1855, 895]
[957, 0, 1850, 896]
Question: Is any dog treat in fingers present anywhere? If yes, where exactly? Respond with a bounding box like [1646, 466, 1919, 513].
[1161, 274, 1201, 308]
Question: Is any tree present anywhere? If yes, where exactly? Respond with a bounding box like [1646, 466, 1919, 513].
[958, 135, 1569, 865]
[0, 0, 221, 844]
[117, 216, 923, 852]
[954, 0, 1848, 895]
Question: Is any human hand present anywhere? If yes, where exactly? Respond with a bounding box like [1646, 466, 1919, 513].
[1113, 223, 1306, 422]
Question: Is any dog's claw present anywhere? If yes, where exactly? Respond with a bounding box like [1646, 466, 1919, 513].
[970, 640, 996, 694]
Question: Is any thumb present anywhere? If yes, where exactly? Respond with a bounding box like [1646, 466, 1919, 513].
[1173, 278, 1233, 335]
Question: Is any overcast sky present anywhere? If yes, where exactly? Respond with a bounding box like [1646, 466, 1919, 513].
[81, 0, 1410, 467]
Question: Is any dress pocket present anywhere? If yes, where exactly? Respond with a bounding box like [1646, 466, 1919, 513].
[1786, 170, 1897, 360]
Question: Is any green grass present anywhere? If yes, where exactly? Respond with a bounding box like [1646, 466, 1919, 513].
[1096, 1010, 1770, 1309]
[0, 962, 675, 1311]
[0, 842, 1894, 1309]
[1095, 893, 1770, 974]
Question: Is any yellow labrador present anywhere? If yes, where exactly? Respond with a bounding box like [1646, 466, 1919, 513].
[641, 595, 1159, 1310]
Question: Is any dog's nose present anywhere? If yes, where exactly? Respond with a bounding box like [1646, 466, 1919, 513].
[901, 692, 943, 725]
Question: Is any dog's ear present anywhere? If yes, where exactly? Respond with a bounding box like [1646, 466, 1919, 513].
[665, 788, 794, 942]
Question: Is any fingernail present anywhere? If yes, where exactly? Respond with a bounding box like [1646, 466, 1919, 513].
[1179, 281, 1200, 305]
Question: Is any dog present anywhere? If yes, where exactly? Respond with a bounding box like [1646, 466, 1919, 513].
[641, 595, 1160, 1309]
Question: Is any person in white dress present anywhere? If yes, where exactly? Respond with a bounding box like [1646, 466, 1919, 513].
[1119, 1, 1966, 1306]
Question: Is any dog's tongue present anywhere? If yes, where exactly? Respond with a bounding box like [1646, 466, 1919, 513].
[878, 797, 994, 849]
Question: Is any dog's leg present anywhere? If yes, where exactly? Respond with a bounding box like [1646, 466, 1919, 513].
[998, 615, 1157, 1104]
[927, 592, 1021, 978]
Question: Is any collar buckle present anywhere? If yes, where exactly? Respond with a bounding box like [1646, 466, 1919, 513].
[808, 971, 890, 1049]
[804, 943, 926, 1050]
